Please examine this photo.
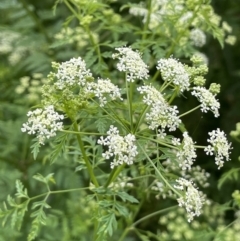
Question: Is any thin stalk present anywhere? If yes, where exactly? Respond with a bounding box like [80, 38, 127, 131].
[168, 88, 179, 104]
[61, 129, 105, 135]
[159, 80, 173, 92]
[118, 205, 178, 241]
[136, 134, 178, 150]
[134, 105, 149, 133]
[142, 0, 152, 40]
[178, 105, 201, 118]
[126, 76, 133, 131]
[29, 187, 90, 201]
[138, 141, 181, 197]
[73, 122, 99, 187]
[63, 0, 103, 65]
[152, 71, 160, 82]
[104, 164, 126, 188]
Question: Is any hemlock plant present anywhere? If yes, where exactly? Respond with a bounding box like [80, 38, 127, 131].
[0, 0, 238, 240]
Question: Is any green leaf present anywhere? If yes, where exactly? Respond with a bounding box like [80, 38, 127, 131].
[95, 117, 107, 133]
[117, 192, 139, 203]
[114, 202, 128, 217]
[49, 132, 68, 164]
[30, 140, 40, 160]
[33, 173, 55, 185]
[15, 180, 29, 199]
[98, 213, 117, 236]
[105, 41, 127, 48]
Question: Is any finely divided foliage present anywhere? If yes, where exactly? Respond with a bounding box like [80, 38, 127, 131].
[20, 46, 232, 230]
[1, 0, 236, 239]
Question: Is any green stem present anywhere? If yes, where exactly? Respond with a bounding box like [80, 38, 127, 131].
[134, 105, 149, 133]
[61, 129, 105, 135]
[126, 75, 133, 131]
[160, 80, 173, 92]
[178, 105, 201, 118]
[63, 0, 103, 66]
[136, 134, 178, 150]
[118, 205, 178, 241]
[152, 71, 160, 82]
[168, 88, 179, 104]
[194, 145, 206, 149]
[85, 26, 103, 63]
[29, 187, 90, 201]
[142, 0, 152, 40]
[104, 164, 126, 188]
[137, 141, 181, 197]
[73, 122, 99, 187]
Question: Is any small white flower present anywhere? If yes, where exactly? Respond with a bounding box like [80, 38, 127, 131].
[176, 132, 197, 171]
[21, 105, 64, 145]
[86, 78, 122, 107]
[174, 178, 205, 222]
[172, 137, 181, 146]
[191, 86, 220, 117]
[157, 57, 190, 92]
[190, 28, 206, 47]
[204, 128, 232, 169]
[98, 125, 138, 169]
[112, 47, 149, 82]
[54, 57, 93, 90]
[138, 85, 181, 131]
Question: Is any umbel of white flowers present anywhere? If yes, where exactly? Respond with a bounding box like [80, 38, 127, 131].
[21, 47, 232, 223]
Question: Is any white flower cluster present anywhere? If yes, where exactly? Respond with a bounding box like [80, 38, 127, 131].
[54, 57, 93, 90]
[186, 166, 210, 188]
[174, 178, 205, 222]
[137, 85, 181, 131]
[87, 78, 122, 107]
[97, 125, 138, 169]
[21, 105, 64, 145]
[151, 180, 176, 200]
[191, 86, 220, 117]
[109, 174, 133, 191]
[129, 1, 184, 29]
[112, 47, 149, 82]
[163, 157, 210, 188]
[204, 128, 232, 169]
[157, 57, 190, 92]
[190, 28, 206, 47]
[174, 132, 197, 171]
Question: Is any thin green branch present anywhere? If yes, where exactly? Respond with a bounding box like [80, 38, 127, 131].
[137, 141, 181, 197]
[178, 105, 201, 118]
[119, 205, 178, 241]
[73, 122, 99, 187]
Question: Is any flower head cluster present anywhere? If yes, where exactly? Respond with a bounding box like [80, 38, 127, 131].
[174, 178, 205, 222]
[21, 105, 64, 145]
[173, 132, 197, 171]
[86, 78, 122, 107]
[137, 85, 181, 131]
[191, 86, 220, 117]
[151, 180, 176, 200]
[204, 128, 232, 169]
[190, 28, 206, 47]
[112, 47, 149, 82]
[97, 125, 138, 169]
[157, 57, 190, 92]
[54, 57, 93, 90]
